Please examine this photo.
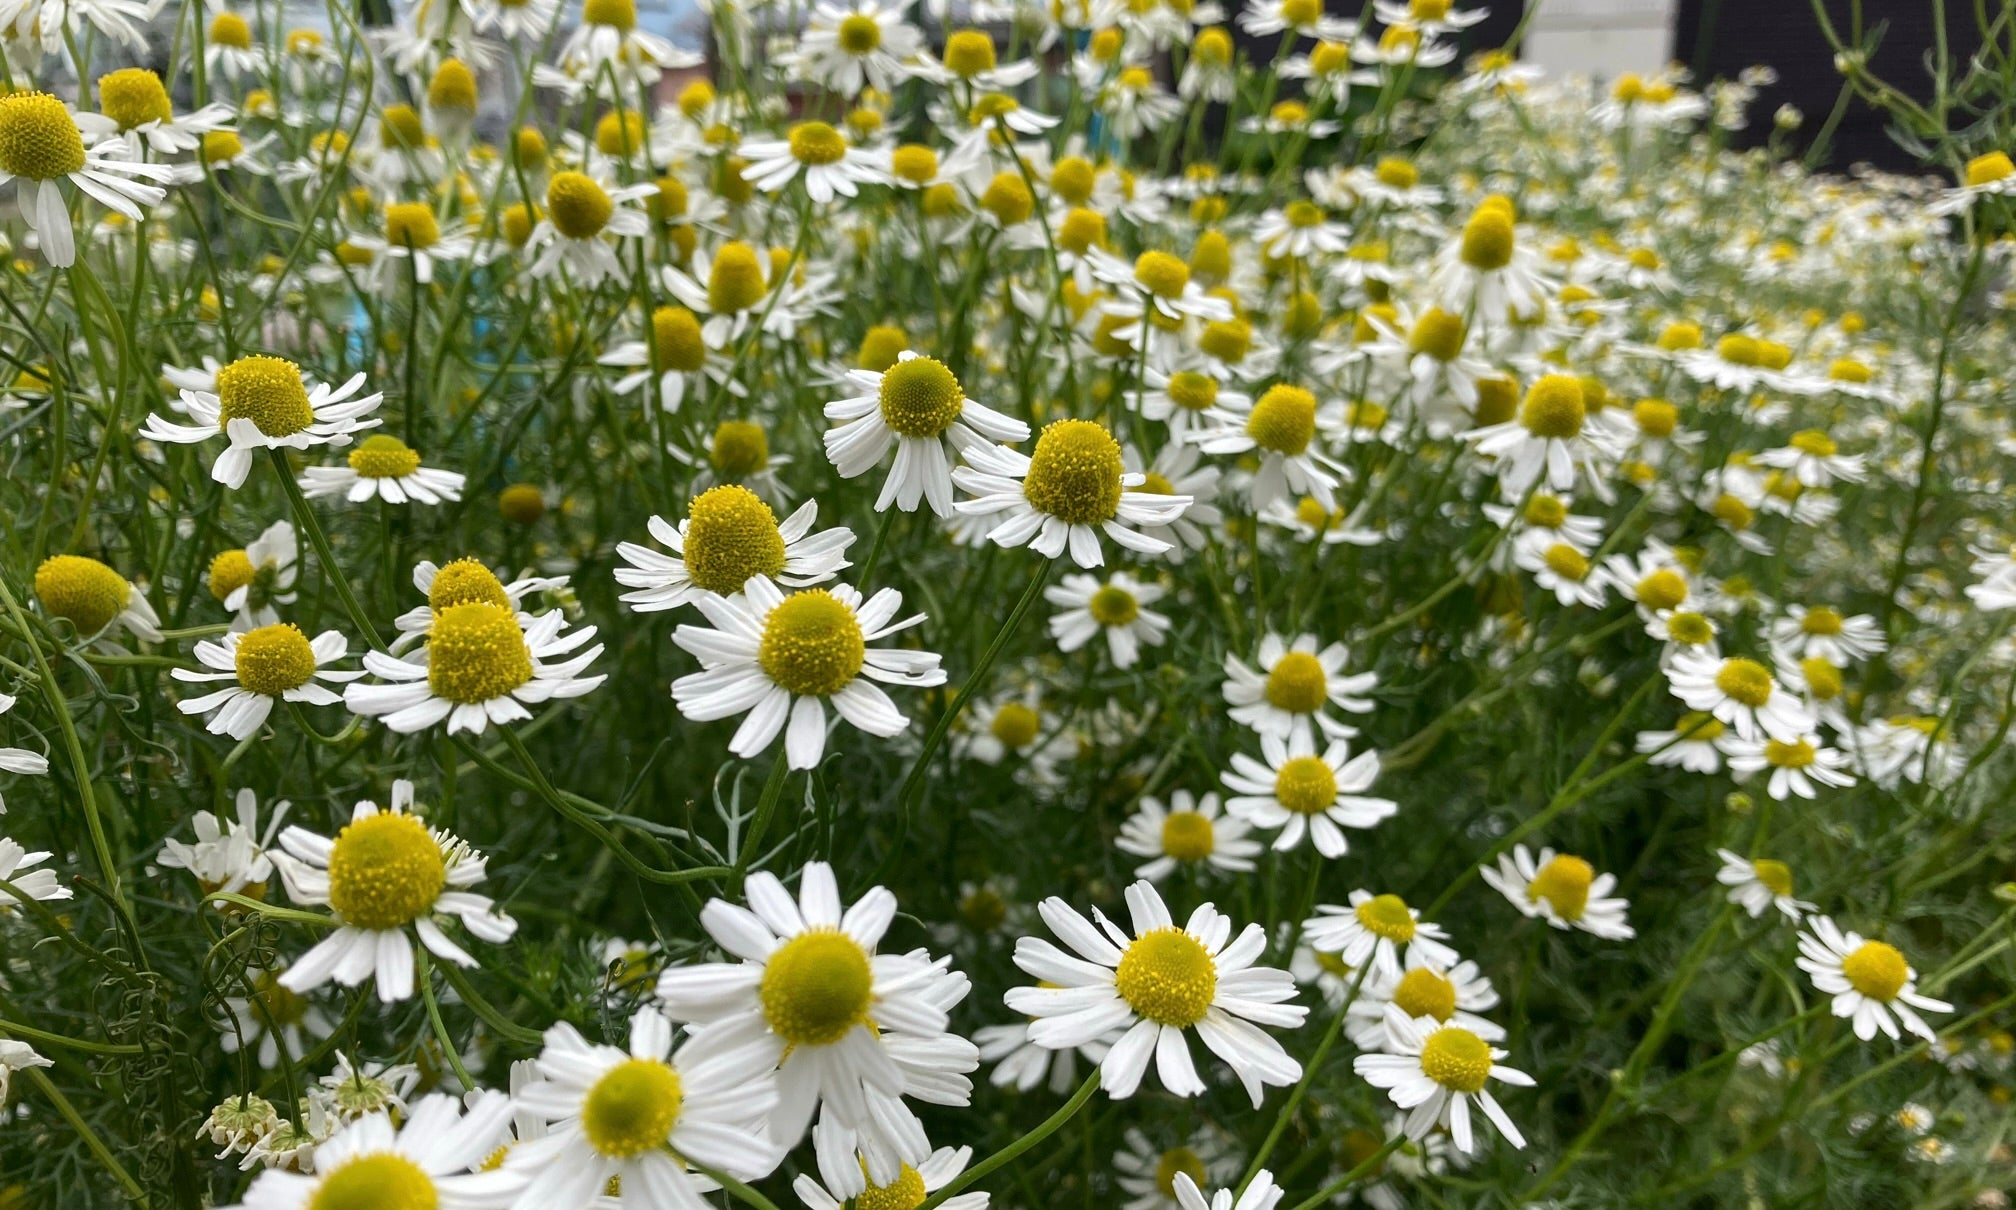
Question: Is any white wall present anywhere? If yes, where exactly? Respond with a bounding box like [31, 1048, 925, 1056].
[1524, 0, 1678, 79]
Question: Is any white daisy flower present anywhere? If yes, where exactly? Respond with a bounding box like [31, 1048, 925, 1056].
[1046, 571, 1171, 669]
[504, 1006, 781, 1208]
[205, 520, 298, 632]
[1129, 367, 1248, 444]
[1172, 1170, 1284, 1210]
[0, 693, 49, 814]
[172, 624, 360, 741]
[1191, 384, 1350, 511]
[670, 578, 943, 771]
[1930, 150, 2016, 214]
[1127, 441, 1223, 559]
[271, 782, 516, 1003]
[524, 171, 656, 287]
[1353, 1004, 1532, 1154]
[1346, 953, 1504, 1053]
[1464, 374, 1619, 502]
[94, 67, 236, 155]
[654, 862, 979, 1188]
[1713, 849, 1815, 920]
[202, 9, 267, 78]
[598, 304, 737, 414]
[1481, 844, 1635, 940]
[1768, 604, 1886, 668]
[344, 200, 480, 287]
[955, 418, 1191, 567]
[158, 787, 287, 901]
[0, 836, 72, 908]
[1635, 711, 1738, 774]
[0, 92, 170, 268]
[617, 489, 853, 615]
[792, 1125, 987, 1210]
[1006, 880, 1307, 1105]
[1116, 791, 1261, 882]
[1222, 632, 1377, 747]
[219, 1094, 521, 1210]
[1753, 429, 1865, 487]
[1514, 532, 1610, 608]
[1115, 1127, 1237, 1210]
[741, 121, 887, 204]
[140, 356, 384, 491]
[905, 28, 1041, 90]
[1301, 891, 1459, 983]
[1795, 916, 1952, 1043]
[824, 351, 1030, 516]
[1726, 732, 1857, 800]
[790, 0, 926, 93]
[1666, 651, 1814, 741]
[298, 434, 465, 505]
[346, 605, 605, 735]
[1221, 733, 1397, 858]
[1237, 0, 1357, 39]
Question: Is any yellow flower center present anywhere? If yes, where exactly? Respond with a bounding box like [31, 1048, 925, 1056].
[1057, 207, 1107, 255]
[1194, 25, 1233, 65]
[1154, 1148, 1208, 1198]
[1160, 811, 1215, 861]
[584, 0, 637, 29]
[1408, 308, 1466, 362]
[857, 325, 909, 372]
[1088, 585, 1139, 627]
[889, 143, 938, 185]
[1635, 569, 1687, 611]
[709, 419, 770, 476]
[1392, 967, 1456, 1021]
[1710, 493, 1755, 531]
[428, 59, 478, 112]
[1524, 494, 1567, 528]
[1714, 657, 1774, 708]
[1022, 419, 1124, 526]
[208, 10, 254, 46]
[426, 602, 534, 704]
[645, 306, 707, 373]
[97, 69, 173, 130]
[759, 590, 865, 697]
[593, 110, 646, 157]
[1115, 927, 1217, 1026]
[1278, 0, 1320, 24]
[1672, 711, 1722, 742]
[1799, 657, 1842, 701]
[1273, 755, 1337, 815]
[547, 171, 615, 240]
[761, 928, 875, 1046]
[429, 558, 509, 611]
[1798, 606, 1843, 636]
[1633, 399, 1677, 438]
[1842, 940, 1908, 1002]
[499, 483, 545, 524]
[233, 623, 318, 695]
[326, 811, 446, 930]
[1788, 429, 1837, 458]
[1409, 0, 1450, 18]
[382, 202, 440, 250]
[308, 1153, 438, 1210]
[1519, 374, 1585, 439]
[1459, 206, 1515, 271]
[497, 204, 538, 248]
[1527, 854, 1594, 920]
[34, 555, 129, 634]
[681, 485, 787, 596]
[581, 1058, 684, 1158]
[1763, 738, 1816, 769]
[1049, 156, 1096, 205]
[1246, 385, 1317, 456]
[1472, 374, 1518, 426]
[379, 104, 425, 151]
[201, 130, 247, 165]
[209, 549, 255, 602]
[787, 121, 847, 166]
[836, 12, 883, 52]
[1354, 893, 1417, 942]
[942, 29, 997, 77]
[1199, 317, 1251, 364]
[856, 1164, 927, 1210]
[1965, 150, 2014, 187]
[1308, 40, 1351, 74]
[0, 92, 87, 182]
[348, 433, 422, 479]
[1165, 371, 1219, 413]
[877, 356, 966, 438]
[980, 171, 1034, 224]
[1263, 651, 1328, 713]
[707, 242, 767, 314]
[1716, 333, 1761, 366]
[988, 701, 1040, 748]
[1665, 612, 1714, 646]
[1419, 1026, 1492, 1093]
[215, 355, 314, 437]
[1752, 859, 1793, 897]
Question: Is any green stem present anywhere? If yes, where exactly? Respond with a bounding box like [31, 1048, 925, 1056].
[271, 449, 384, 649]
[416, 949, 477, 1089]
[919, 1071, 1102, 1209]
[25, 1068, 148, 1206]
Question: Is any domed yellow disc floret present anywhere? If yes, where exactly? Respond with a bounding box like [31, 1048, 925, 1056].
[1752, 859, 1793, 897]
[581, 1058, 684, 1158]
[1160, 811, 1214, 861]
[1965, 151, 2014, 187]
[989, 701, 1040, 748]
[857, 324, 908, 372]
[1714, 657, 1774, 707]
[709, 419, 770, 477]
[97, 69, 173, 130]
[428, 558, 509, 612]
[379, 103, 425, 150]
[761, 928, 875, 1046]
[648, 305, 707, 372]
[1264, 651, 1328, 713]
[1393, 967, 1457, 1021]
[1419, 1026, 1492, 1093]
[1459, 205, 1515, 271]
[759, 590, 865, 697]
[1116, 926, 1217, 1026]
[1408, 308, 1466, 362]
[201, 130, 246, 164]
[877, 356, 966, 437]
[308, 1152, 438, 1210]
[209, 549, 255, 602]
[979, 171, 1033, 225]
[1051, 156, 1096, 204]
[786, 121, 847, 165]
[1023, 420, 1124, 526]
[835, 11, 883, 52]
[856, 1165, 927, 1210]
[1165, 371, 1219, 413]
[35, 554, 129, 633]
[1842, 940, 1908, 1001]
[383, 202, 440, 249]
[1246, 385, 1317, 456]
[1154, 1148, 1207, 1198]
[1634, 569, 1687, 612]
[1057, 207, 1107, 255]
[1526, 854, 1593, 920]
[1088, 584, 1139, 626]
[888, 143, 938, 185]
[216, 355, 314, 437]
[1543, 544, 1590, 582]
[1519, 374, 1584, 439]
[498, 483, 545, 524]
[941, 29, 997, 77]
[1133, 250, 1190, 300]
[1199, 318, 1252, 365]
[0, 92, 87, 182]
[234, 623, 318, 695]
[209, 10, 253, 47]
[1798, 657, 1842, 701]
[707, 242, 767, 314]
[426, 602, 533, 704]
[584, 0, 637, 29]
[427, 59, 478, 112]
[1273, 755, 1337, 815]
[348, 433, 422, 479]
[547, 171, 615, 240]
[326, 811, 446, 930]
[1354, 893, 1417, 942]
[1763, 738, 1816, 769]
[682, 485, 786, 596]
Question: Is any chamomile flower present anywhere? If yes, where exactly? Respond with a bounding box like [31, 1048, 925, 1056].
[956, 419, 1192, 566]
[1465, 373, 1619, 501]
[95, 68, 236, 154]
[1115, 1128, 1238, 1210]
[1754, 429, 1866, 487]
[158, 787, 286, 901]
[140, 356, 385, 491]
[598, 304, 734, 414]
[1347, 953, 1504, 1052]
[907, 28, 1040, 89]
[670, 579, 944, 770]
[1131, 367, 1248, 443]
[219, 1095, 520, 1210]
[1636, 711, 1738, 774]
[504, 1007, 781, 1209]
[1713, 849, 1815, 920]
[272, 782, 517, 1003]
[172, 625, 360, 741]
[792, 1129, 987, 1210]
[1353, 1005, 1531, 1153]
[524, 170, 656, 287]
[1046, 571, 1171, 669]
[617, 489, 854, 614]
[1666, 651, 1814, 741]
[0, 1039, 52, 1106]
[0, 837, 71, 908]
[1929, 150, 2016, 214]
[791, 0, 925, 93]
[0, 91, 170, 267]
[825, 352, 1030, 515]
[654, 862, 979, 1185]
[1481, 844, 1635, 940]
[1237, 0, 1357, 40]
[389, 558, 565, 651]
[1768, 605, 1886, 668]
[202, 10, 267, 78]
[207, 520, 298, 631]
[1726, 733, 1857, 800]
[1117, 791, 1261, 882]
[1223, 633, 1376, 746]
[1191, 384, 1349, 511]
[1796, 916, 1952, 1043]
[1513, 533, 1609, 608]
[298, 434, 466, 505]
[741, 121, 886, 204]
[1128, 441, 1223, 557]
[1088, 247, 1236, 335]
[1221, 733, 1397, 858]
[1007, 880, 1307, 1104]
[345, 604, 605, 735]
[0, 694, 47, 814]
[346, 200, 478, 286]
[1301, 891, 1459, 983]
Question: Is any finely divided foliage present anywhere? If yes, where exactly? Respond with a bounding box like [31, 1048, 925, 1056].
[2, 0, 2016, 1206]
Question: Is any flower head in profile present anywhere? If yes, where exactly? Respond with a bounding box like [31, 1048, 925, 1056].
[741, 120, 886, 203]
[523, 169, 657, 287]
[1301, 891, 1458, 983]
[956, 418, 1192, 567]
[1006, 880, 1307, 1105]
[1714, 849, 1815, 920]
[1796, 916, 1952, 1043]
[298, 434, 466, 505]
[0, 837, 72, 909]
[1666, 651, 1813, 741]
[33, 554, 163, 643]
[140, 355, 384, 490]
[1481, 844, 1634, 940]
[346, 599, 604, 735]
[206, 520, 298, 632]
[0, 694, 49, 814]
[791, 1123, 987, 1210]
[1354, 1004, 1532, 1153]
[173, 624, 360, 740]
[1191, 384, 1349, 511]
[0, 91, 170, 267]
[272, 781, 518, 1002]
[617, 488, 854, 614]
[825, 351, 1030, 516]
[0, 1039, 53, 1106]
[158, 787, 287, 902]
